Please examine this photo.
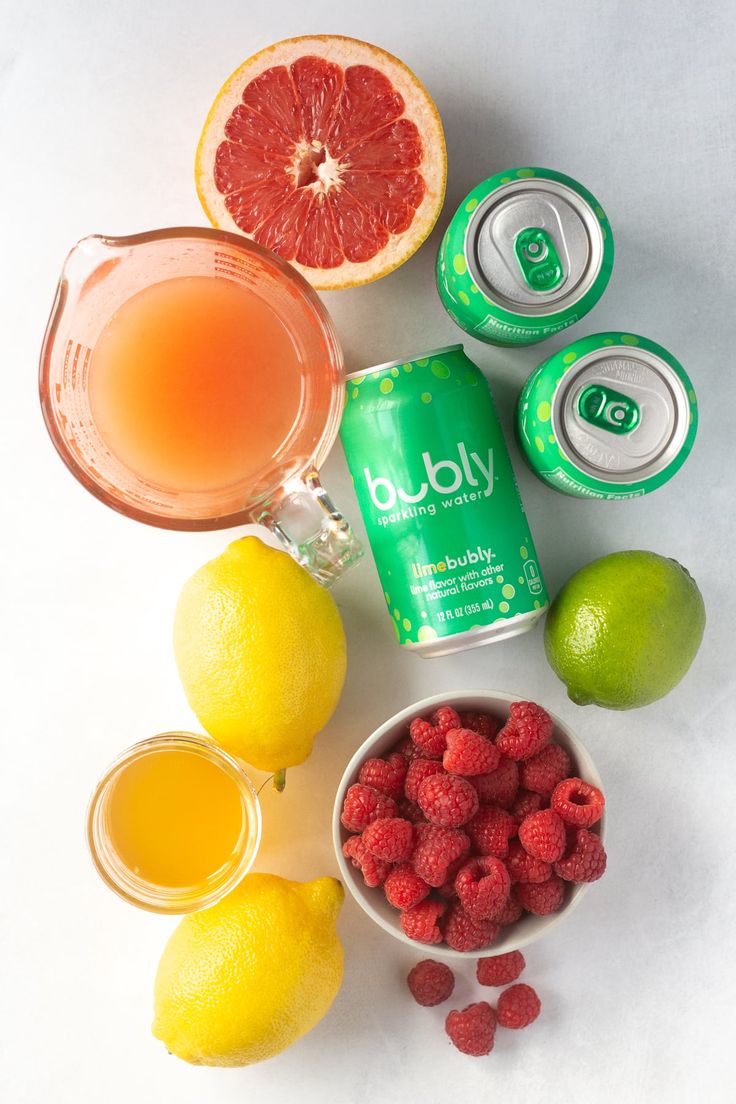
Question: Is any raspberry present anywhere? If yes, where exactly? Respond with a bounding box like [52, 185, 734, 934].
[496, 701, 553, 761]
[362, 817, 414, 862]
[384, 863, 431, 910]
[518, 809, 567, 862]
[510, 788, 544, 824]
[407, 959, 455, 1006]
[460, 711, 500, 741]
[396, 736, 424, 762]
[496, 983, 541, 1029]
[455, 857, 510, 921]
[404, 758, 445, 803]
[443, 903, 500, 952]
[495, 894, 524, 926]
[443, 727, 501, 776]
[432, 705, 462, 735]
[505, 840, 552, 884]
[551, 777, 606, 828]
[358, 752, 407, 799]
[519, 743, 572, 797]
[445, 1002, 496, 1056]
[397, 798, 426, 824]
[418, 773, 479, 828]
[400, 899, 446, 944]
[476, 950, 525, 987]
[342, 835, 391, 888]
[466, 804, 517, 859]
[413, 825, 470, 887]
[471, 756, 519, 808]
[409, 717, 447, 759]
[515, 875, 565, 916]
[554, 828, 607, 882]
[340, 784, 398, 833]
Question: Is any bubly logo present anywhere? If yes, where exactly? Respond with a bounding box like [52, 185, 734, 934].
[365, 443, 493, 511]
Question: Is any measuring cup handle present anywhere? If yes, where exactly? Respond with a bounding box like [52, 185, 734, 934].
[258, 472, 363, 587]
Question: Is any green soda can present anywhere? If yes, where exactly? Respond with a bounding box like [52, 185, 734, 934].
[339, 345, 548, 657]
[516, 332, 698, 499]
[436, 167, 614, 346]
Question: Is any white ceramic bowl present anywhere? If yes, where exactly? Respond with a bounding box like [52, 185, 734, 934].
[333, 689, 605, 959]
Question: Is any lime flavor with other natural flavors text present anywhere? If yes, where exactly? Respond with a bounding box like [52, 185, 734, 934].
[340, 345, 548, 657]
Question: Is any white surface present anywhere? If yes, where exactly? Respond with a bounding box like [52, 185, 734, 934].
[2, 1, 735, 1101]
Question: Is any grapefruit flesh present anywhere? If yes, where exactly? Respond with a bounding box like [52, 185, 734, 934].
[196, 36, 446, 289]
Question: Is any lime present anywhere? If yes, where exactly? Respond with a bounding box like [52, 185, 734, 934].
[544, 550, 705, 709]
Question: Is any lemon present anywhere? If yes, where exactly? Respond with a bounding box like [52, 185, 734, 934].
[173, 536, 346, 773]
[153, 873, 344, 1066]
[544, 550, 705, 709]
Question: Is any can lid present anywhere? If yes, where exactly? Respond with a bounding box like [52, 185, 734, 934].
[552, 346, 693, 482]
[467, 178, 604, 314]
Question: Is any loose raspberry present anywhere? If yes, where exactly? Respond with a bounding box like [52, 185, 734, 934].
[518, 809, 567, 862]
[471, 756, 519, 808]
[510, 788, 544, 824]
[497, 983, 541, 1029]
[466, 804, 517, 859]
[554, 827, 607, 882]
[340, 784, 398, 833]
[358, 752, 407, 799]
[404, 758, 445, 802]
[443, 903, 500, 952]
[397, 798, 426, 824]
[413, 825, 471, 887]
[495, 894, 524, 926]
[515, 876, 565, 916]
[455, 857, 510, 921]
[496, 701, 553, 761]
[384, 863, 431, 910]
[418, 773, 479, 828]
[460, 711, 500, 741]
[551, 777, 606, 828]
[505, 840, 552, 884]
[445, 1002, 496, 1056]
[342, 835, 391, 888]
[443, 727, 501, 776]
[519, 743, 572, 797]
[409, 717, 447, 759]
[476, 950, 525, 987]
[407, 960, 455, 1006]
[362, 817, 414, 862]
[432, 705, 462, 735]
[400, 899, 446, 944]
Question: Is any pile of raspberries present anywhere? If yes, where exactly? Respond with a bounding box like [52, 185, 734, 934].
[408, 950, 539, 1056]
[340, 700, 606, 951]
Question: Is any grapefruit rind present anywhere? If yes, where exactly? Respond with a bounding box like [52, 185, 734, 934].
[195, 35, 447, 290]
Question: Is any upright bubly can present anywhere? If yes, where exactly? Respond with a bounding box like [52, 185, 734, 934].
[340, 345, 548, 657]
[436, 168, 614, 346]
[516, 332, 698, 499]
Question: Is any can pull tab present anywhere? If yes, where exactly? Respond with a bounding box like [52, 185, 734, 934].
[577, 384, 640, 435]
[514, 227, 563, 292]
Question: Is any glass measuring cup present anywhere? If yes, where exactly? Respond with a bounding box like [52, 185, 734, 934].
[39, 227, 362, 584]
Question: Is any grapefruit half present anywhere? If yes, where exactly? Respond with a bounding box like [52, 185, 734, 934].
[196, 35, 446, 289]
